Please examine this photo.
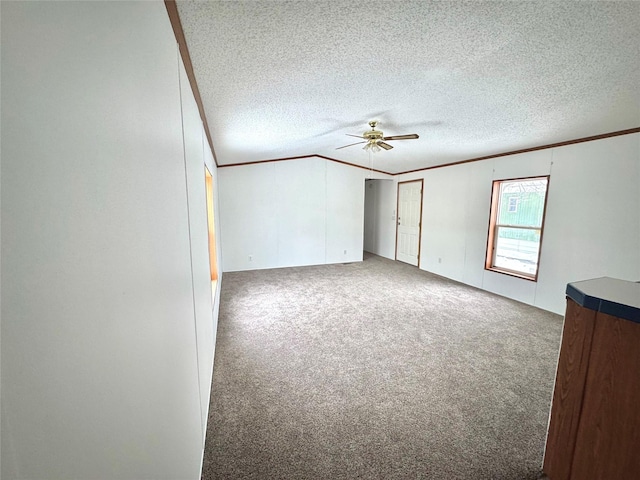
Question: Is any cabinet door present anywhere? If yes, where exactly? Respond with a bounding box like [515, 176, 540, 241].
[569, 312, 640, 479]
[543, 298, 596, 480]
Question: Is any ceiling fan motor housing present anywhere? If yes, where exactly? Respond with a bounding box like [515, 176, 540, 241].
[364, 129, 384, 141]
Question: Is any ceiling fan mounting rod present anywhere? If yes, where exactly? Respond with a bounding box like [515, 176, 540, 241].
[363, 121, 383, 142]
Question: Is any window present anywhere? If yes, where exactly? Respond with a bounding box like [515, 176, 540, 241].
[204, 167, 218, 285]
[485, 176, 549, 280]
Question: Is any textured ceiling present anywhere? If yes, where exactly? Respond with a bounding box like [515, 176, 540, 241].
[175, 1, 640, 174]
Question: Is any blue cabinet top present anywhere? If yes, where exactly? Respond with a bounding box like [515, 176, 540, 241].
[566, 277, 640, 324]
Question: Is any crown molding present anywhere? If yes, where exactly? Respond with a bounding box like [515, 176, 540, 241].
[394, 127, 640, 176]
[219, 155, 393, 176]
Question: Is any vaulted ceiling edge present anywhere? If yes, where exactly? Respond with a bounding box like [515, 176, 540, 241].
[205, 128, 640, 177]
[166, 2, 638, 176]
[165, 0, 219, 167]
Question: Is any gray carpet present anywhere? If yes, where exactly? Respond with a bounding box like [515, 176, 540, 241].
[202, 253, 563, 479]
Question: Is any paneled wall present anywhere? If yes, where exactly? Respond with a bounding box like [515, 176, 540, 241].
[219, 133, 638, 315]
[1, 2, 220, 479]
[393, 133, 640, 314]
[218, 158, 389, 272]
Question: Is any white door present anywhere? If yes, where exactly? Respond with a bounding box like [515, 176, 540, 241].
[396, 180, 423, 266]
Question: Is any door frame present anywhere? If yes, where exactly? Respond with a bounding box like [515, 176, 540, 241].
[395, 179, 424, 267]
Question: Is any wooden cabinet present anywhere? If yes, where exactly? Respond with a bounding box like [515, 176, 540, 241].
[543, 278, 640, 480]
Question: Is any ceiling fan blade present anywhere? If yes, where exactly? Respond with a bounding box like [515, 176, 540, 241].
[377, 141, 393, 150]
[336, 141, 367, 150]
[382, 134, 419, 141]
[346, 134, 366, 139]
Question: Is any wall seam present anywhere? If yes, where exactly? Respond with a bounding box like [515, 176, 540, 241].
[534, 150, 556, 307]
[177, 45, 204, 445]
[324, 158, 328, 264]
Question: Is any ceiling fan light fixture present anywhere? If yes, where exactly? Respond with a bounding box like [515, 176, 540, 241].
[363, 141, 381, 153]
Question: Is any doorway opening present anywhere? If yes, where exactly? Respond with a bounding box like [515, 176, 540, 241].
[363, 179, 395, 259]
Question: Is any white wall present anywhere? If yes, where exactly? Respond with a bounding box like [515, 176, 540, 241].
[219, 134, 639, 314]
[179, 61, 221, 447]
[394, 133, 640, 314]
[363, 179, 397, 259]
[202, 126, 223, 456]
[218, 157, 387, 271]
[1, 2, 220, 479]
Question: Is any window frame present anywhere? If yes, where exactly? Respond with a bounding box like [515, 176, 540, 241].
[485, 175, 550, 282]
[204, 166, 218, 284]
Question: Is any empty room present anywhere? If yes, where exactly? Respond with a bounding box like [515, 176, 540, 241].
[1, 1, 639, 480]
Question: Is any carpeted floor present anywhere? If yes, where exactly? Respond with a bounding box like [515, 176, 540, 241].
[202, 253, 563, 479]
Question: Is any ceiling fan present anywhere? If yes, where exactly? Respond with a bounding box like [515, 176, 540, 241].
[336, 121, 419, 152]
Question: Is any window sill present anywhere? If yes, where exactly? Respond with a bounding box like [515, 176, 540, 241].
[485, 266, 538, 282]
